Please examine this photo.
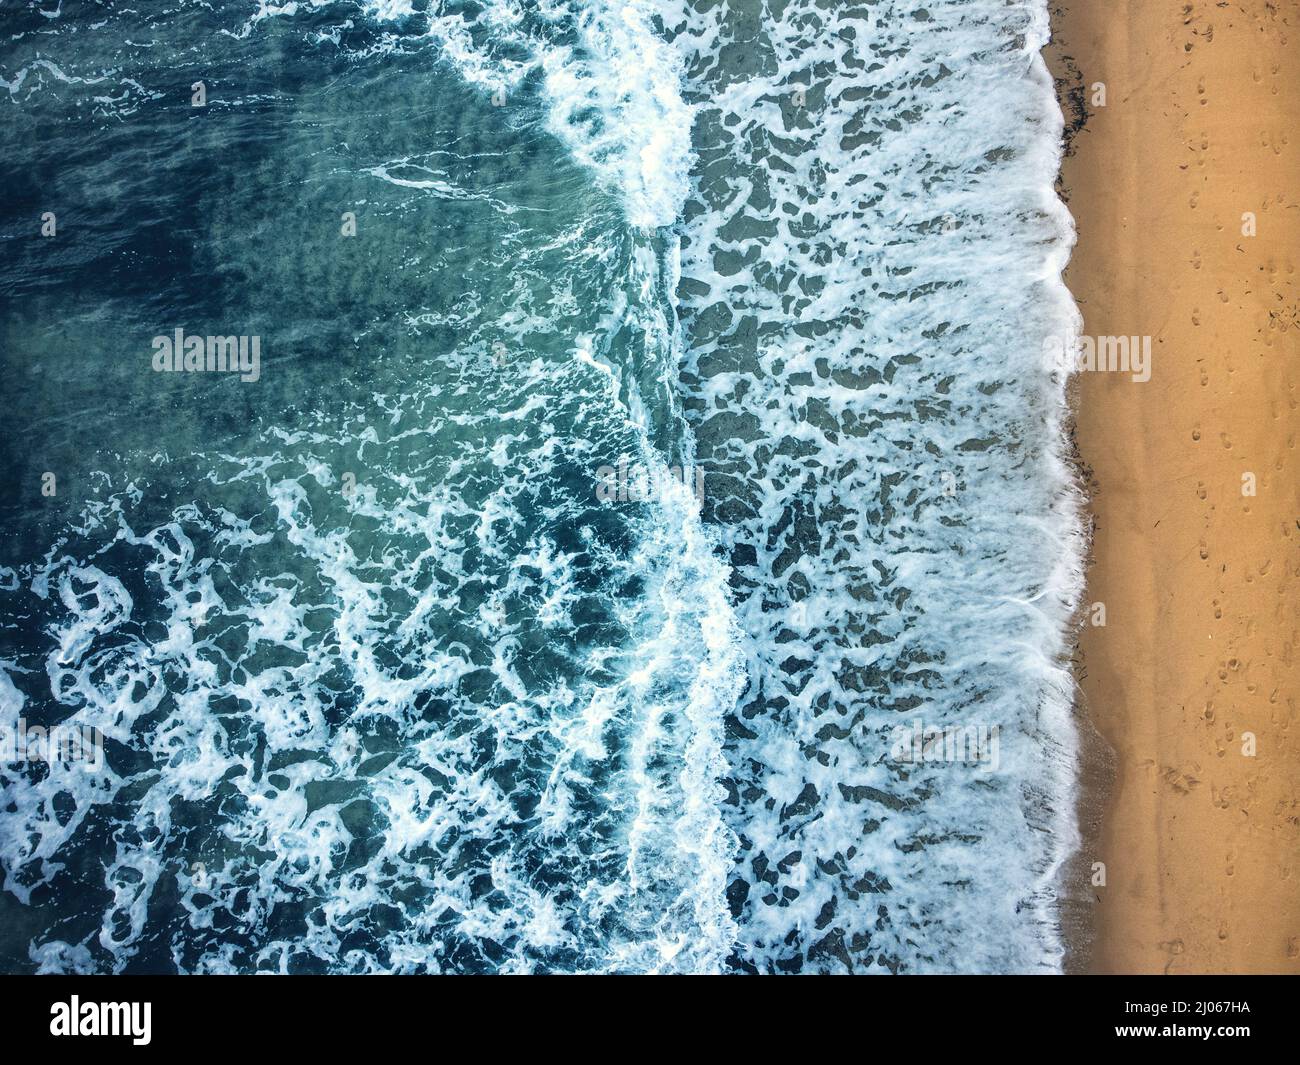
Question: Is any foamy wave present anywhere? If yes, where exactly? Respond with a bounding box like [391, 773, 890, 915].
[537, 0, 695, 229]
[410, 0, 695, 229]
[672, 0, 1086, 972]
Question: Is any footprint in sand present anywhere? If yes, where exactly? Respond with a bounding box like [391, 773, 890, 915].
[1162, 766, 1201, 793]
[1158, 939, 1185, 974]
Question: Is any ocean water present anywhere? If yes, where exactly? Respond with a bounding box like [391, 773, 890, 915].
[0, 0, 1083, 974]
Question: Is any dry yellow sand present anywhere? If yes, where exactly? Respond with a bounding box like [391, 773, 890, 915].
[1048, 0, 1300, 973]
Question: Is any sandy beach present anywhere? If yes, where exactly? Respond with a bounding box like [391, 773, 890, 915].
[1049, 1, 1300, 973]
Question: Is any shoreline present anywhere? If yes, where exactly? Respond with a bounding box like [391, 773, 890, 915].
[1048, 1, 1300, 973]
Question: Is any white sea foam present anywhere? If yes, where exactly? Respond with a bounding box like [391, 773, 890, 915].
[536, 0, 695, 229]
[670, 0, 1085, 972]
[230, 1, 694, 228]
[407, 0, 695, 229]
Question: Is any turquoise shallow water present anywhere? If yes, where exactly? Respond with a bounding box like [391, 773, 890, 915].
[0, 0, 1083, 973]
